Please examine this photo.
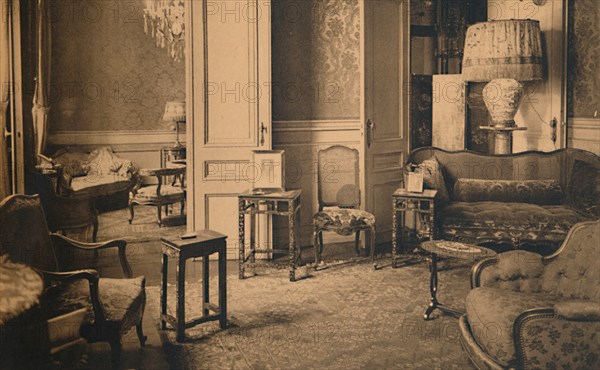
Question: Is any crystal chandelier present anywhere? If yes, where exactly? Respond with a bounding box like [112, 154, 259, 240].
[143, 0, 185, 62]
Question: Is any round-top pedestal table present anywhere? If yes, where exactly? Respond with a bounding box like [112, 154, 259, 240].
[420, 240, 497, 320]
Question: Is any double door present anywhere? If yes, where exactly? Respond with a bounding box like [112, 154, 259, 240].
[187, 0, 409, 255]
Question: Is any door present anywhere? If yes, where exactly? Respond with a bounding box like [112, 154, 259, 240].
[362, 0, 410, 244]
[187, 0, 271, 258]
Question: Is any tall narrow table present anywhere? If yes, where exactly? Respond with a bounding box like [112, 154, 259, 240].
[392, 189, 438, 267]
[160, 230, 227, 342]
[238, 189, 302, 282]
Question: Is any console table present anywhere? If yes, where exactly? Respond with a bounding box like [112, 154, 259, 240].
[238, 189, 302, 282]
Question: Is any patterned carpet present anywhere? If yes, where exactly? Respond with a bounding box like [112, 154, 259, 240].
[146, 257, 476, 370]
[68, 206, 186, 243]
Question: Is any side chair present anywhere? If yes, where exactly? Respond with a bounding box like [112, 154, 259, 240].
[313, 145, 376, 268]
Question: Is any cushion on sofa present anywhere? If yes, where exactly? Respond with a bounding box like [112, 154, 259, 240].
[415, 156, 450, 203]
[440, 202, 589, 245]
[453, 179, 564, 205]
[465, 287, 567, 368]
[568, 159, 600, 217]
[71, 175, 132, 196]
[53, 151, 89, 177]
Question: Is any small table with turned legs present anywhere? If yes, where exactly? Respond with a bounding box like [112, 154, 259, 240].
[160, 230, 227, 342]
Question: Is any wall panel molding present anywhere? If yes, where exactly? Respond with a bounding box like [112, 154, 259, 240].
[47, 130, 184, 170]
[568, 118, 600, 155]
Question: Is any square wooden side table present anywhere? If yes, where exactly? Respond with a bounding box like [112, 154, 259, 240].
[238, 189, 302, 282]
[392, 188, 438, 267]
[160, 230, 227, 342]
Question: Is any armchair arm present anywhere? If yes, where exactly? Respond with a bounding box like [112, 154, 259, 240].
[514, 305, 600, 370]
[41, 269, 107, 323]
[471, 250, 544, 292]
[50, 234, 132, 278]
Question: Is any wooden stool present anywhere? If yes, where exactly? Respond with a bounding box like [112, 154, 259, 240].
[160, 230, 227, 342]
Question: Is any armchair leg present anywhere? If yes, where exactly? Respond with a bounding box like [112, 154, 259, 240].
[157, 206, 162, 227]
[92, 219, 98, 243]
[355, 230, 361, 256]
[128, 202, 135, 224]
[370, 227, 376, 269]
[180, 200, 185, 215]
[136, 323, 147, 347]
[109, 338, 122, 369]
[314, 229, 320, 265]
[318, 232, 324, 255]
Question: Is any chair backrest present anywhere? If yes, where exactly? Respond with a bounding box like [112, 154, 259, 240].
[0, 195, 58, 272]
[541, 219, 600, 301]
[317, 145, 360, 209]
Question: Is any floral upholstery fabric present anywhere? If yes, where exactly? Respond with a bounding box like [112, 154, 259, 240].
[569, 159, 600, 217]
[44, 276, 145, 329]
[465, 287, 567, 368]
[439, 202, 588, 246]
[518, 316, 600, 370]
[452, 179, 564, 205]
[314, 208, 375, 236]
[135, 185, 185, 202]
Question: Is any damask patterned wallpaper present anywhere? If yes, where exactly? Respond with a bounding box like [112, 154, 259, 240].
[49, 0, 185, 132]
[272, 0, 360, 120]
[567, 0, 600, 118]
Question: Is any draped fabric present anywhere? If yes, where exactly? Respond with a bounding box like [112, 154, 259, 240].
[32, 0, 51, 160]
[0, 0, 15, 199]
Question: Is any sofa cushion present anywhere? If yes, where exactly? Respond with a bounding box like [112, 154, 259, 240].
[569, 159, 600, 217]
[453, 179, 564, 205]
[53, 151, 89, 177]
[440, 202, 589, 245]
[466, 287, 566, 368]
[416, 157, 450, 203]
[71, 175, 132, 196]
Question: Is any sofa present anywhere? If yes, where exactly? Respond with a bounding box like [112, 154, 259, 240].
[51, 146, 138, 198]
[405, 147, 600, 251]
[458, 219, 600, 370]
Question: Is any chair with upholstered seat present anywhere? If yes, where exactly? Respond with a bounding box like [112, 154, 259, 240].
[129, 165, 186, 227]
[313, 145, 376, 267]
[0, 194, 147, 368]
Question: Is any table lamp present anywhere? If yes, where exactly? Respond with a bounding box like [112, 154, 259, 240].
[163, 101, 186, 148]
[462, 20, 544, 154]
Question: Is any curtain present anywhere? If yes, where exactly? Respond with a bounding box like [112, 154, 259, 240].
[32, 0, 51, 160]
[0, 0, 14, 199]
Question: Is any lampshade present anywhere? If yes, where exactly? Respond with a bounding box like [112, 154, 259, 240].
[163, 101, 186, 122]
[462, 20, 543, 82]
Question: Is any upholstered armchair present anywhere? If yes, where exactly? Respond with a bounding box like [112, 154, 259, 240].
[0, 195, 147, 367]
[459, 219, 600, 370]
